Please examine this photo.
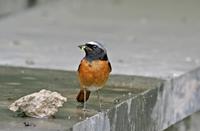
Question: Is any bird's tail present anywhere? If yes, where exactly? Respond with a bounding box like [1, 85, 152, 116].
[76, 89, 91, 103]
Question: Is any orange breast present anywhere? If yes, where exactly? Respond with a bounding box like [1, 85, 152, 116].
[78, 59, 111, 90]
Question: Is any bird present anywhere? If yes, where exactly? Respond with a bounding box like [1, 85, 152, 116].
[76, 41, 112, 110]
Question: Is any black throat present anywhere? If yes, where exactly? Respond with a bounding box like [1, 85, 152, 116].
[85, 53, 108, 62]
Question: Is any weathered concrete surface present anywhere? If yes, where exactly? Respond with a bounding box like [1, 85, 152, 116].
[71, 67, 200, 131]
[0, 66, 163, 131]
[152, 67, 200, 130]
[165, 111, 200, 131]
[0, 65, 199, 131]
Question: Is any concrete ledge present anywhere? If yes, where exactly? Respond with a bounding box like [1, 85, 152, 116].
[71, 67, 200, 131]
[153, 67, 200, 130]
[73, 86, 161, 131]
[1, 66, 199, 130]
[0, 66, 163, 131]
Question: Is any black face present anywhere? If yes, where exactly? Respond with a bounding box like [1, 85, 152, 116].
[81, 42, 108, 61]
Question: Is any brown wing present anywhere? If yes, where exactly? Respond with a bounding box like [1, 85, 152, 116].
[108, 61, 112, 72]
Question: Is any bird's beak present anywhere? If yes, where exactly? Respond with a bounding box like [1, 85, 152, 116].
[78, 44, 86, 51]
[78, 44, 93, 51]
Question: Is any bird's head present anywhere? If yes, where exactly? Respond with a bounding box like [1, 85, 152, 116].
[78, 41, 108, 61]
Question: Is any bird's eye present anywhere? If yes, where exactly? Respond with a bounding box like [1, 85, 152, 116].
[93, 45, 98, 48]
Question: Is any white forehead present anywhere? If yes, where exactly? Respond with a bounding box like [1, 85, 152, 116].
[87, 41, 102, 47]
[86, 41, 106, 51]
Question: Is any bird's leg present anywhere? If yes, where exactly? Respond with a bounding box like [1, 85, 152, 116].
[97, 90, 102, 110]
[83, 88, 87, 111]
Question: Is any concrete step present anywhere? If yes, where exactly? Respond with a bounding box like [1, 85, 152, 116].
[0, 66, 199, 130]
[0, 66, 163, 131]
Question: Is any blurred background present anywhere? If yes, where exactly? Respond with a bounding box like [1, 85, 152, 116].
[0, 0, 200, 130]
[0, 0, 200, 78]
[0, 0, 50, 17]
